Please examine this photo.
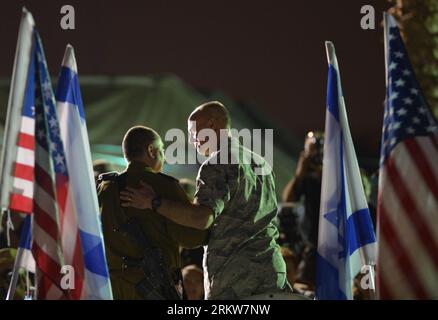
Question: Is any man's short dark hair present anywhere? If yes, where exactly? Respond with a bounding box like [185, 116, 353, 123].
[122, 126, 159, 161]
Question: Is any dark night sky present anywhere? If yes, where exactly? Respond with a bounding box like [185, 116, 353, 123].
[0, 0, 391, 161]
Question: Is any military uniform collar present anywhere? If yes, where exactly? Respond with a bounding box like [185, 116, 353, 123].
[126, 161, 154, 173]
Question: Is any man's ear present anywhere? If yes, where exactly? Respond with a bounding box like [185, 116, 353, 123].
[147, 144, 156, 159]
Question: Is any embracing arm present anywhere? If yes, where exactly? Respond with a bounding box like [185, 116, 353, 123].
[156, 198, 214, 230]
[121, 163, 229, 231]
[120, 182, 214, 230]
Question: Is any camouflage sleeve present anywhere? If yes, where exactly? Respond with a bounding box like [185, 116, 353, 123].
[194, 163, 231, 218]
[165, 181, 209, 248]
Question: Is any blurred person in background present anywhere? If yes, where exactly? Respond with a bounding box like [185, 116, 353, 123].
[280, 246, 299, 286]
[276, 203, 305, 259]
[282, 131, 324, 288]
[182, 264, 204, 300]
[0, 215, 31, 300]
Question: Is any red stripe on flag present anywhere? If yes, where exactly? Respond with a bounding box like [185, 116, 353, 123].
[35, 164, 55, 198]
[35, 272, 64, 300]
[404, 138, 438, 200]
[17, 132, 35, 149]
[32, 242, 70, 299]
[36, 275, 50, 300]
[377, 273, 393, 300]
[33, 202, 60, 241]
[13, 162, 34, 181]
[9, 194, 33, 213]
[386, 156, 438, 266]
[32, 243, 63, 288]
[56, 175, 68, 216]
[379, 205, 429, 299]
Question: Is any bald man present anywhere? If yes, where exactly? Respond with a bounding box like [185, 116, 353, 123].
[121, 102, 288, 299]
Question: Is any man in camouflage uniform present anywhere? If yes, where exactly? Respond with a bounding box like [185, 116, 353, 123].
[121, 102, 288, 299]
[98, 126, 207, 299]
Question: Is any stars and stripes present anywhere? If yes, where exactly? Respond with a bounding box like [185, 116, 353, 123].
[316, 42, 376, 300]
[0, 8, 36, 214]
[2, 9, 38, 300]
[377, 13, 438, 299]
[32, 31, 85, 300]
[3, 9, 113, 300]
[9, 54, 36, 214]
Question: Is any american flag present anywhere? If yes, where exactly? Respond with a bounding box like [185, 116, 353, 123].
[2, 9, 37, 300]
[9, 59, 35, 214]
[377, 13, 438, 299]
[32, 31, 84, 299]
[1, 9, 36, 214]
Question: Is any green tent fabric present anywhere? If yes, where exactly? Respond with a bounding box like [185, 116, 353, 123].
[0, 75, 300, 198]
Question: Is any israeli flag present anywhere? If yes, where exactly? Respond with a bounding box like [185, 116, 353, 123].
[56, 45, 113, 300]
[6, 214, 35, 300]
[316, 42, 377, 300]
[17, 215, 35, 272]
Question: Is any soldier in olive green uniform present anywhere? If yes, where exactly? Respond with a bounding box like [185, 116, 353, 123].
[97, 126, 207, 299]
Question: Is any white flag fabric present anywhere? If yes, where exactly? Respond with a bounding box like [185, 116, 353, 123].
[316, 41, 377, 300]
[55, 45, 113, 300]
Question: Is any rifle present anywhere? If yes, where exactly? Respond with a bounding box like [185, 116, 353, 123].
[119, 217, 181, 300]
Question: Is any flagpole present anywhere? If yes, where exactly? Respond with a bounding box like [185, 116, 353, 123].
[369, 265, 377, 300]
[383, 12, 390, 88]
[376, 11, 390, 301]
[6, 246, 24, 300]
[1, 7, 35, 300]
[325, 41, 336, 67]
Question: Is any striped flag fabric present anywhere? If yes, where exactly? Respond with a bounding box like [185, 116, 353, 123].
[32, 30, 80, 300]
[377, 13, 438, 299]
[3, 8, 112, 300]
[55, 45, 113, 299]
[0, 8, 35, 214]
[316, 41, 377, 300]
[32, 30, 72, 299]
